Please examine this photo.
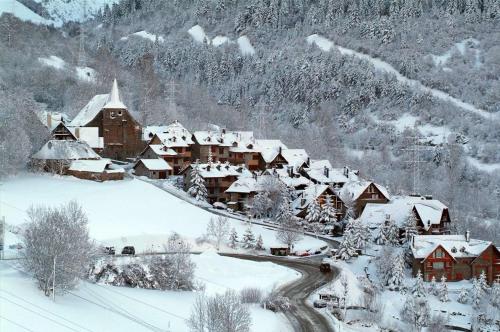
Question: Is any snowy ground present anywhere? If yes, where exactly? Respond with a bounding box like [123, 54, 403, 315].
[0, 174, 326, 256]
[0, 251, 298, 332]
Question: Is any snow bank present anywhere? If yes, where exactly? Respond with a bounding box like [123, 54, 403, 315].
[0, 174, 326, 252]
[120, 31, 164, 43]
[0, 251, 296, 332]
[38, 55, 66, 70]
[75, 66, 97, 83]
[237, 36, 256, 56]
[0, 0, 54, 25]
[212, 35, 230, 47]
[307, 34, 497, 121]
[188, 25, 210, 44]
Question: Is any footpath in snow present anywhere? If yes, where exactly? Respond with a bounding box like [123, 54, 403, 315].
[306, 34, 497, 121]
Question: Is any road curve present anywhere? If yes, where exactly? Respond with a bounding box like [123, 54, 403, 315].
[223, 254, 339, 332]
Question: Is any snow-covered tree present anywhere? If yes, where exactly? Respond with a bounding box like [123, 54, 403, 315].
[336, 223, 358, 261]
[275, 195, 293, 223]
[320, 194, 337, 223]
[309, 222, 323, 238]
[471, 277, 483, 309]
[374, 216, 399, 246]
[350, 218, 370, 250]
[207, 216, 229, 251]
[188, 161, 208, 202]
[457, 287, 468, 304]
[255, 234, 264, 250]
[22, 202, 93, 297]
[403, 213, 419, 243]
[388, 254, 405, 290]
[438, 275, 449, 302]
[477, 271, 489, 292]
[412, 270, 426, 298]
[305, 198, 321, 224]
[250, 192, 272, 218]
[276, 217, 303, 251]
[229, 228, 238, 249]
[401, 296, 430, 330]
[429, 276, 438, 296]
[242, 227, 256, 249]
[491, 280, 500, 308]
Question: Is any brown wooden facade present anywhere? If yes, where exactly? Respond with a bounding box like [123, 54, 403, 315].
[412, 244, 500, 284]
[133, 160, 172, 179]
[67, 169, 124, 181]
[353, 183, 389, 217]
[413, 206, 451, 235]
[296, 186, 345, 221]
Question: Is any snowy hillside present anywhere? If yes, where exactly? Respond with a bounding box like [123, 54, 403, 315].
[0, 252, 297, 332]
[0, 0, 53, 25]
[32, 0, 120, 26]
[0, 174, 326, 253]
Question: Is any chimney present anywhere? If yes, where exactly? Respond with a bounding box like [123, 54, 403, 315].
[46, 113, 52, 129]
[307, 157, 310, 166]
[222, 128, 226, 134]
[425, 195, 433, 200]
[206, 165, 211, 172]
[75, 127, 80, 139]
[278, 146, 282, 155]
[288, 166, 293, 177]
[343, 166, 348, 177]
[324, 166, 329, 178]
[465, 230, 470, 242]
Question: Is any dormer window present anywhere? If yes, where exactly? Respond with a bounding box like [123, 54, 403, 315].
[451, 247, 457, 253]
[182, 136, 186, 140]
[460, 247, 466, 252]
[118, 111, 122, 116]
[110, 111, 116, 119]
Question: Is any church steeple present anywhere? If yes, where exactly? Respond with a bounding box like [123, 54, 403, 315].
[103, 79, 127, 109]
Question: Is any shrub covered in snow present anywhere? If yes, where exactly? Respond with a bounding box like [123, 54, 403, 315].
[240, 287, 263, 304]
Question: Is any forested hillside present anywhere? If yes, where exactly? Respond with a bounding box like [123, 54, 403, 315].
[0, 0, 498, 242]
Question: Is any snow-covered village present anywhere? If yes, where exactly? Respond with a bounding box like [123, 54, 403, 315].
[1, 1, 499, 332]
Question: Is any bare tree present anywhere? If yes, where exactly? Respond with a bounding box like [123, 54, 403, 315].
[188, 290, 251, 332]
[276, 217, 303, 251]
[22, 201, 94, 297]
[207, 216, 230, 251]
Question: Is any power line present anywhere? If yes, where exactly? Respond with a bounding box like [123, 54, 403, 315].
[0, 295, 81, 332]
[0, 289, 95, 332]
[0, 314, 36, 332]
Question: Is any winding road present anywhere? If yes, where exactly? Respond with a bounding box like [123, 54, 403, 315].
[224, 253, 339, 332]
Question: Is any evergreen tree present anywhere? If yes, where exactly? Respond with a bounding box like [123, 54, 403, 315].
[412, 270, 426, 298]
[491, 280, 500, 308]
[457, 287, 468, 304]
[350, 218, 370, 250]
[471, 277, 483, 309]
[388, 254, 405, 290]
[438, 275, 449, 302]
[188, 161, 208, 202]
[403, 213, 419, 243]
[477, 271, 489, 292]
[242, 227, 256, 249]
[336, 226, 357, 261]
[429, 276, 438, 296]
[305, 198, 321, 224]
[255, 234, 264, 250]
[228, 228, 238, 249]
[375, 216, 398, 245]
[320, 194, 337, 223]
[275, 195, 292, 223]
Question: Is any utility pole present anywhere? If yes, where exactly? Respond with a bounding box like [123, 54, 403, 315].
[52, 255, 56, 302]
[0, 216, 5, 260]
[256, 103, 268, 137]
[400, 129, 432, 195]
[78, 0, 87, 67]
[166, 79, 178, 116]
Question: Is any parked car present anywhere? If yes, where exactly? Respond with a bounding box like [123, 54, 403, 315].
[313, 300, 327, 308]
[320, 263, 331, 273]
[121, 246, 135, 255]
[103, 246, 115, 255]
[296, 251, 310, 257]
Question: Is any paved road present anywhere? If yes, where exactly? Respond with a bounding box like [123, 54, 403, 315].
[224, 253, 339, 332]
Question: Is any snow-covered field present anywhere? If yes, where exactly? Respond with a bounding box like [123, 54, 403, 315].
[0, 174, 325, 254]
[0, 251, 298, 332]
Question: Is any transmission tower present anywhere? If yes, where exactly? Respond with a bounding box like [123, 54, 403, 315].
[166, 79, 179, 116]
[400, 129, 432, 195]
[78, 0, 87, 67]
[256, 103, 269, 137]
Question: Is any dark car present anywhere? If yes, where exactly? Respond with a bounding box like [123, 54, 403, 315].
[103, 246, 115, 255]
[121, 246, 135, 255]
[313, 300, 327, 308]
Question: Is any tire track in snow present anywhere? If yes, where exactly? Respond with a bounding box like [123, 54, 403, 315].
[306, 34, 497, 122]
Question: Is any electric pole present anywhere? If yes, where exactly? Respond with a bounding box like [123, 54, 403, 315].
[78, 0, 87, 67]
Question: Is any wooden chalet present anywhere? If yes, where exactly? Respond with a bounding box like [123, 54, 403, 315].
[293, 184, 345, 221]
[302, 161, 360, 187]
[225, 174, 266, 211]
[412, 199, 451, 235]
[51, 122, 77, 141]
[257, 142, 288, 170]
[67, 159, 124, 181]
[338, 180, 390, 217]
[181, 162, 251, 204]
[133, 159, 173, 179]
[69, 79, 145, 160]
[411, 234, 500, 284]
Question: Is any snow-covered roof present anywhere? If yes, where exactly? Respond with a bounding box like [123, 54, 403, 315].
[255, 139, 287, 163]
[146, 122, 194, 147]
[305, 162, 359, 184]
[191, 162, 252, 178]
[69, 127, 103, 149]
[147, 144, 177, 156]
[69, 159, 123, 173]
[339, 180, 390, 201]
[136, 158, 172, 171]
[225, 176, 267, 194]
[32, 140, 100, 160]
[411, 235, 492, 260]
[37, 111, 71, 130]
[414, 200, 448, 231]
[292, 184, 331, 212]
[264, 168, 310, 188]
[103, 79, 127, 109]
[358, 196, 423, 228]
[281, 149, 309, 168]
[70, 94, 109, 127]
[192, 130, 255, 148]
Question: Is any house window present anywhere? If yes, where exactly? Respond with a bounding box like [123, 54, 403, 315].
[367, 185, 375, 193]
[435, 249, 444, 258]
[110, 111, 116, 119]
[433, 262, 444, 269]
[371, 194, 379, 199]
[219, 148, 224, 155]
